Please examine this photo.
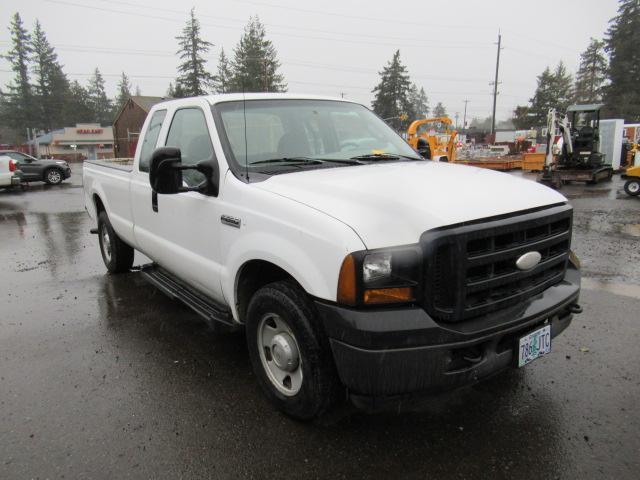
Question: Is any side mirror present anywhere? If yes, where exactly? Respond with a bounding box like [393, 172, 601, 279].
[150, 147, 183, 194]
[149, 147, 220, 196]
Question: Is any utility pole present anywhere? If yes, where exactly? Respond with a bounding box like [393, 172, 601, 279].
[340, 92, 346, 99]
[455, 112, 460, 129]
[463, 99, 469, 132]
[490, 32, 502, 136]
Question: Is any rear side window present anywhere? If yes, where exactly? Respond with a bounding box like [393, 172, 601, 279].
[139, 109, 167, 172]
[165, 108, 214, 187]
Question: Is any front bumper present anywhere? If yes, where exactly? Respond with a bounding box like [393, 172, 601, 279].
[316, 267, 580, 399]
[62, 166, 71, 178]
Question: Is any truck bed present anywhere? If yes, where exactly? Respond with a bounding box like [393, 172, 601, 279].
[85, 159, 134, 173]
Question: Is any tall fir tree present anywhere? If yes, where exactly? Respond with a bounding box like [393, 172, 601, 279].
[574, 38, 607, 104]
[371, 50, 414, 131]
[230, 16, 286, 93]
[175, 8, 214, 96]
[527, 62, 573, 126]
[604, 0, 640, 121]
[212, 48, 233, 94]
[433, 102, 447, 117]
[511, 105, 531, 129]
[65, 80, 93, 123]
[409, 84, 429, 118]
[31, 20, 70, 131]
[114, 72, 132, 115]
[1, 13, 34, 141]
[87, 67, 112, 125]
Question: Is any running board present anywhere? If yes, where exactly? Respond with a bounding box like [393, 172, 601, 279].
[140, 264, 234, 328]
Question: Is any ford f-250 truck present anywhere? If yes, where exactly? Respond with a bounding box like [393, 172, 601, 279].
[83, 94, 582, 419]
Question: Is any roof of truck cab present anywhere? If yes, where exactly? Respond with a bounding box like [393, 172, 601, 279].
[150, 93, 358, 110]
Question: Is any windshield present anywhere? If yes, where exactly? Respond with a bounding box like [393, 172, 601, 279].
[213, 99, 420, 171]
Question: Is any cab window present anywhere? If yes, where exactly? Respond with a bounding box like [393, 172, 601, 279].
[139, 110, 167, 172]
[165, 108, 214, 187]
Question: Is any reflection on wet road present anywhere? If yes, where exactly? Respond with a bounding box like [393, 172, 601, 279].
[1, 172, 639, 479]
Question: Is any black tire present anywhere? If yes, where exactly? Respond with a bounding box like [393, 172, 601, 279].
[246, 280, 340, 420]
[624, 179, 640, 197]
[44, 168, 63, 185]
[97, 210, 134, 273]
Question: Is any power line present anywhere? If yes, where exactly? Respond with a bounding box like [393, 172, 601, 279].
[42, 0, 494, 50]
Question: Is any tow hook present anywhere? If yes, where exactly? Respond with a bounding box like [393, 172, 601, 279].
[568, 303, 583, 314]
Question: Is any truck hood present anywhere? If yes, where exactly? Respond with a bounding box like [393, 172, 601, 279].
[254, 161, 567, 249]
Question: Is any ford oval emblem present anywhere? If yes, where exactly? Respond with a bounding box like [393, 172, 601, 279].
[516, 251, 542, 271]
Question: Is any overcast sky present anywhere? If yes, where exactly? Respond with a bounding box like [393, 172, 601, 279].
[0, 0, 620, 122]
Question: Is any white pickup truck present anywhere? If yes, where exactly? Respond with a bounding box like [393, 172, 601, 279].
[83, 93, 582, 419]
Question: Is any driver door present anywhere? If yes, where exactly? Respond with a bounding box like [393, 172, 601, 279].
[131, 102, 225, 303]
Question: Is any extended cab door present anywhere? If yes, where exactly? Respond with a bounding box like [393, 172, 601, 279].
[130, 102, 225, 303]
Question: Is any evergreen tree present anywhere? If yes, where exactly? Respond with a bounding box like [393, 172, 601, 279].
[87, 68, 112, 125]
[409, 84, 429, 118]
[512, 105, 532, 129]
[230, 16, 286, 93]
[527, 62, 573, 126]
[135, 85, 142, 96]
[604, 0, 640, 121]
[574, 38, 607, 104]
[65, 80, 93, 123]
[433, 102, 447, 117]
[371, 50, 414, 131]
[175, 8, 214, 96]
[1, 13, 34, 140]
[114, 72, 132, 114]
[166, 82, 176, 98]
[213, 48, 233, 93]
[31, 19, 70, 131]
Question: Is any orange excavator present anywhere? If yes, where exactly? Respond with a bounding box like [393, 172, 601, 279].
[407, 117, 458, 162]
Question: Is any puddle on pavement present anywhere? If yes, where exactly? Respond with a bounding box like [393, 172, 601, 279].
[582, 278, 640, 299]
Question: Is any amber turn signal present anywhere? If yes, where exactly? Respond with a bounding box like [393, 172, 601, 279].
[364, 287, 414, 305]
[337, 254, 357, 306]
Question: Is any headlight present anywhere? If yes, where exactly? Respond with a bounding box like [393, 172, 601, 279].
[337, 247, 421, 306]
[363, 253, 392, 283]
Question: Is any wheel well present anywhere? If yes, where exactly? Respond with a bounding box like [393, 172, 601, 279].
[235, 260, 298, 323]
[93, 194, 106, 215]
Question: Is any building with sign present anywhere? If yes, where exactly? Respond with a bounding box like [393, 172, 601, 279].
[32, 123, 114, 161]
[113, 96, 166, 158]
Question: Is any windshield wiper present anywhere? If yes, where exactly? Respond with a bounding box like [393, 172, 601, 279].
[249, 157, 324, 166]
[349, 153, 422, 161]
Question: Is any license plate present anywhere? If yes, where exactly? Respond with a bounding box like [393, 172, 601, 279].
[517, 325, 551, 367]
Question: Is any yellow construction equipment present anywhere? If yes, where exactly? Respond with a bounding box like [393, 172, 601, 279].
[407, 117, 458, 162]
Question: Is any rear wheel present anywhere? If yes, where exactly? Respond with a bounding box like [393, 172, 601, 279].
[246, 280, 339, 420]
[98, 211, 134, 273]
[624, 179, 640, 197]
[44, 168, 63, 185]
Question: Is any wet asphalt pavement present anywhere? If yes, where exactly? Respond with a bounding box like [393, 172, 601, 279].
[1, 169, 639, 479]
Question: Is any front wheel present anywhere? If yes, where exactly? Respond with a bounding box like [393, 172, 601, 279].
[44, 168, 63, 185]
[246, 281, 339, 420]
[98, 211, 134, 273]
[624, 179, 640, 196]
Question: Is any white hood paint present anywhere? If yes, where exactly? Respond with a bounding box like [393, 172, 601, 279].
[254, 161, 567, 249]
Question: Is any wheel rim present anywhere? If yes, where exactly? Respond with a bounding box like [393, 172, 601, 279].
[629, 182, 640, 193]
[100, 225, 112, 263]
[48, 170, 61, 183]
[257, 313, 303, 396]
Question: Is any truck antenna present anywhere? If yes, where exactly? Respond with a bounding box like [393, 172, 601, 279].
[243, 84, 249, 182]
